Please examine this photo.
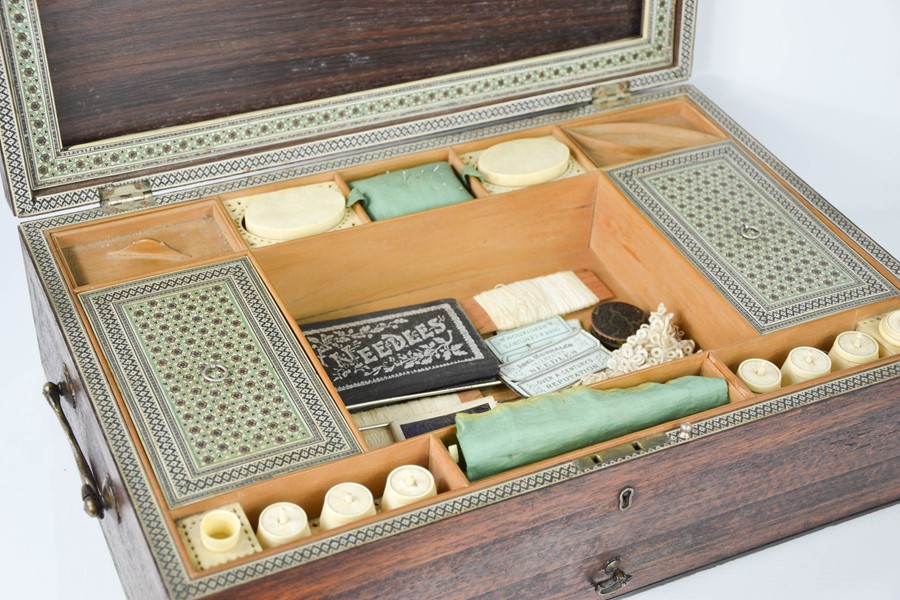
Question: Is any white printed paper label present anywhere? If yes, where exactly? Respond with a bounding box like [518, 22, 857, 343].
[500, 331, 599, 381]
[486, 317, 573, 360]
[509, 348, 611, 397]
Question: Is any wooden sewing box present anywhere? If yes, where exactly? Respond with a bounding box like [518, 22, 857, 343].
[6, 0, 899, 597]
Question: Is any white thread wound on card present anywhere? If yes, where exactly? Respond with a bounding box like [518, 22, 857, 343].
[474, 271, 599, 331]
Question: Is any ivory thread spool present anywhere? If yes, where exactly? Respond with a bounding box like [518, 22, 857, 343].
[737, 358, 782, 394]
[381, 465, 437, 511]
[318, 482, 376, 531]
[780, 347, 831, 386]
[200, 509, 242, 553]
[242, 186, 346, 241]
[855, 309, 900, 357]
[256, 502, 311, 548]
[828, 331, 879, 371]
[878, 310, 900, 350]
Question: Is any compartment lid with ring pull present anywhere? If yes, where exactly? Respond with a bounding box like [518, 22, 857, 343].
[0, 0, 696, 216]
[604, 141, 899, 333]
[77, 256, 362, 508]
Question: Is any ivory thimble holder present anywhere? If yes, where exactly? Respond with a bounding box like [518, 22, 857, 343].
[315, 465, 438, 532]
[177, 502, 262, 571]
[318, 482, 378, 531]
[716, 305, 900, 398]
[780, 346, 831, 387]
[380, 465, 438, 512]
[736, 358, 782, 394]
[256, 502, 312, 549]
[246, 437, 468, 551]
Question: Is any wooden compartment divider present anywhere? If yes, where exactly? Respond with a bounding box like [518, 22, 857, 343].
[49, 199, 246, 289]
[169, 434, 467, 576]
[254, 173, 599, 322]
[39, 92, 900, 590]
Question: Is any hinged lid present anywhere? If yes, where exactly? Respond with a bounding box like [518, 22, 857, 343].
[0, 0, 695, 216]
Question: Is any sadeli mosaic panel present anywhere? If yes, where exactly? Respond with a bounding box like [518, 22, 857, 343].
[606, 142, 898, 332]
[79, 257, 361, 507]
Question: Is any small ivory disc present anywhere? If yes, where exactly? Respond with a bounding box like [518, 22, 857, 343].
[257, 502, 310, 548]
[243, 186, 345, 241]
[477, 137, 571, 187]
[381, 465, 437, 511]
[737, 358, 782, 394]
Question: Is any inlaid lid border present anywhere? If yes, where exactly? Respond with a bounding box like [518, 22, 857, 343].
[0, 0, 695, 216]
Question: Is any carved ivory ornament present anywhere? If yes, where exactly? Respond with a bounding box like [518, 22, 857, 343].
[581, 303, 697, 384]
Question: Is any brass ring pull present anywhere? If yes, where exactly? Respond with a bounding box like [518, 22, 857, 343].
[43, 375, 119, 521]
[740, 223, 762, 240]
[201, 363, 228, 383]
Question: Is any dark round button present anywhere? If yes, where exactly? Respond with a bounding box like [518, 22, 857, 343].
[590, 302, 647, 350]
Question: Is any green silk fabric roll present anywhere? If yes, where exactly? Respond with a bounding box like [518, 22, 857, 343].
[456, 375, 728, 480]
[347, 161, 473, 221]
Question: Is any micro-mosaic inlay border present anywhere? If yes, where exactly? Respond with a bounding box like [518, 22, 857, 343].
[606, 141, 898, 333]
[0, 0, 686, 210]
[19, 86, 899, 597]
[79, 258, 362, 508]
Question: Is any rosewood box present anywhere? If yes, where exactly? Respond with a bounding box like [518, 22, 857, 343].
[2, 1, 898, 598]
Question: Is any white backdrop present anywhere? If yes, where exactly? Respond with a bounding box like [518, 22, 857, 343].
[1, 1, 898, 598]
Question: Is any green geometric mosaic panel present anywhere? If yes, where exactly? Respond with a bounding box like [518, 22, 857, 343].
[79, 257, 361, 507]
[607, 142, 898, 332]
[643, 160, 855, 305]
[124, 285, 310, 469]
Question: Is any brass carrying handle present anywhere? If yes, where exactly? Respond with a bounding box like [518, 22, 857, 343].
[43, 374, 118, 521]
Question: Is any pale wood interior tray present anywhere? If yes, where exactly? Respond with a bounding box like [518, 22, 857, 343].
[49, 200, 245, 289]
[44, 95, 900, 578]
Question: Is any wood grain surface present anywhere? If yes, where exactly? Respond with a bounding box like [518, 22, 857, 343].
[37, 0, 643, 146]
[23, 239, 167, 600]
[214, 375, 900, 599]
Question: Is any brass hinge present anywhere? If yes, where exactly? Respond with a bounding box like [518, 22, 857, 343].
[592, 82, 630, 109]
[99, 180, 155, 214]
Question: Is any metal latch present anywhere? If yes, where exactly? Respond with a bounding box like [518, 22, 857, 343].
[592, 557, 633, 595]
[592, 82, 630, 109]
[573, 432, 670, 472]
[99, 180, 155, 214]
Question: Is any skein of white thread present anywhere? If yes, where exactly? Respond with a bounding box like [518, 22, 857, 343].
[474, 271, 599, 331]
